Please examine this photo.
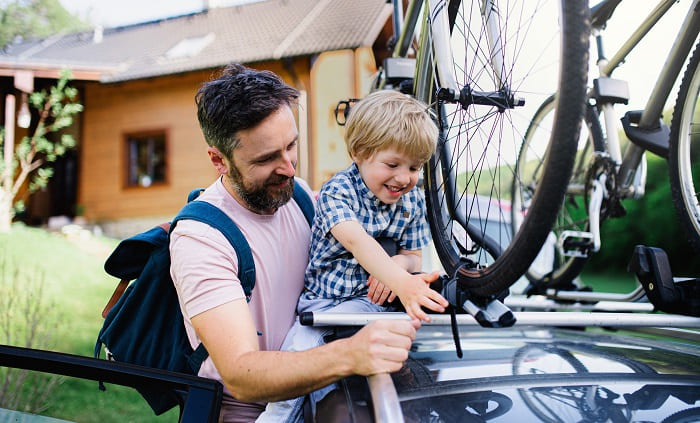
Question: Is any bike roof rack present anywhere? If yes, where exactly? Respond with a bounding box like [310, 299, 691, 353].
[300, 311, 700, 329]
[505, 295, 654, 312]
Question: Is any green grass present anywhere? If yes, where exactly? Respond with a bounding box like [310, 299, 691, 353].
[0, 224, 178, 422]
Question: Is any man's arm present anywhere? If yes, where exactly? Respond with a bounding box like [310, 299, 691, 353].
[191, 299, 419, 402]
[331, 220, 447, 321]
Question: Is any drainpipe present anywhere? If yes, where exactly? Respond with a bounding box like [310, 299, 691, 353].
[3, 94, 15, 194]
[283, 58, 310, 185]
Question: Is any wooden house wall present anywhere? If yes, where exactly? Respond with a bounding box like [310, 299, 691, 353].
[77, 58, 322, 223]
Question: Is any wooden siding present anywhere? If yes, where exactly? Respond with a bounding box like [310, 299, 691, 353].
[78, 59, 316, 223]
[79, 71, 214, 221]
[309, 47, 377, 189]
[72, 52, 379, 228]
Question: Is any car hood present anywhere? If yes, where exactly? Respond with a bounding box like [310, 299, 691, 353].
[392, 326, 700, 422]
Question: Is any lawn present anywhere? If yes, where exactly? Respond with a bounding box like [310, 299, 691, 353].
[0, 224, 178, 422]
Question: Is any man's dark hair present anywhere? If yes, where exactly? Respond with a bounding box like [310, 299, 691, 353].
[195, 63, 299, 159]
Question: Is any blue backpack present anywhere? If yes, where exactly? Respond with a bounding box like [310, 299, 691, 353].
[95, 181, 314, 415]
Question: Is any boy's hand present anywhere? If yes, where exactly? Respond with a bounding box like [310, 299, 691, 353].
[367, 277, 396, 305]
[394, 271, 448, 322]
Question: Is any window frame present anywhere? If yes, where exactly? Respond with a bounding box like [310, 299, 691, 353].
[123, 129, 170, 189]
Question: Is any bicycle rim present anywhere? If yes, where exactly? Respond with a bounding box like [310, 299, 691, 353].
[669, 41, 700, 253]
[420, 0, 590, 297]
[513, 98, 604, 288]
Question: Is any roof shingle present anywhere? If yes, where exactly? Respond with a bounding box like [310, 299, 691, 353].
[0, 0, 391, 82]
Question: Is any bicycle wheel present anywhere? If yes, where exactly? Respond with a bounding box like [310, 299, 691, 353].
[513, 344, 591, 423]
[513, 97, 606, 289]
[669, 42, 700, 253]
[512, 343, 641, 423]
[419, 0, 590, 297]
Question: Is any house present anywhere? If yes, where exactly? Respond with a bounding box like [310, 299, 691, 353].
[0, 0, 393, 237]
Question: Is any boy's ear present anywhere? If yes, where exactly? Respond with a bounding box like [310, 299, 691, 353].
[351, 152, 366, 164]
[207, 147, 229, 175]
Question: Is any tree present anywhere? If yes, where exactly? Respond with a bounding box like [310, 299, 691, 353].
[0, 0, 88, 50]
[0, 70, 83, 232]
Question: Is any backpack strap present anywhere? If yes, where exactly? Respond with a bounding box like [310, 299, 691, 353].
[292, 180, 315, 226]
[171, 201, 256, 298]
[174, 182, 312, 297]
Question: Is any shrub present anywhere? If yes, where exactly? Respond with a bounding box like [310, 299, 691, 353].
[0, 254, 64, 413]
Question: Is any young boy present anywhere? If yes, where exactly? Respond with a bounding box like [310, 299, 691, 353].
[256, 90, 448, 422]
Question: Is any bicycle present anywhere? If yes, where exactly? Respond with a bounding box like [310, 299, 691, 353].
[511, 0, 700, 292]
[335, 0, 590, 321]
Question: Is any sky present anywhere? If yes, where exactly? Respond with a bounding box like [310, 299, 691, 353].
[57, 0, 257, 27]
[56, 0, 692, 111]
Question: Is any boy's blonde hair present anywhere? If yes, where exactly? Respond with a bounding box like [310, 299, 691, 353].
[345, 91, 437, 163]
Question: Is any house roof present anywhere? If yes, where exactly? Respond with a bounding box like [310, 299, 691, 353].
[0, 0, 391, 83]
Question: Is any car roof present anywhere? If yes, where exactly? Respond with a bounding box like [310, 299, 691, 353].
[331, 321, 700, 422]
[396, 325, 700, 422]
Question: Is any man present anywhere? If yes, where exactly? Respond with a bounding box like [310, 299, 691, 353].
[169, 63, 421, 422]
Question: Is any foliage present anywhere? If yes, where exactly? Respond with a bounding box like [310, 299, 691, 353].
[0, 69, 83, 231]
[0, 224, 177, 421]
[0, 0, 88, 50]
[587, 153, 700, 276]
[0, 246, 63, 413]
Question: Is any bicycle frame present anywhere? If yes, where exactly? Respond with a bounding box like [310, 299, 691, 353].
[529, 0, 700, 305]
[594, 0, 700, 196]
[563, 0, 700, 255]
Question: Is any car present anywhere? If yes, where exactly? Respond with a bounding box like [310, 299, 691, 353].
[306, 310, 700, 422]
[2, 303, 699, 423]
[0, 344, 222, 423]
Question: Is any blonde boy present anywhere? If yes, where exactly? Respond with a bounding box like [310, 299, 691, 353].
[257, 90, 447, 422]
[302, 90, 447, 320]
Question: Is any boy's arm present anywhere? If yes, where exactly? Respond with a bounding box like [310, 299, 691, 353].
[367, 248, 423, 304]
[331, 220, 447, 321]
[394, 248, 422, 273]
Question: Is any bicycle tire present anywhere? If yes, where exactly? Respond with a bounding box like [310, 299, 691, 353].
[420, 0, 590, 297]
[513, 97, 606, 289]
[669, 41, 700, 253]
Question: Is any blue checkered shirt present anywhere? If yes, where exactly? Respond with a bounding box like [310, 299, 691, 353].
[303, 163, 431, 300]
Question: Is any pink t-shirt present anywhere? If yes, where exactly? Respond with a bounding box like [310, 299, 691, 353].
[170, 177, 312, 421]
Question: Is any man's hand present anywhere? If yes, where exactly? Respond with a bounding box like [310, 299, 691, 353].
[343, 319, 421, 376]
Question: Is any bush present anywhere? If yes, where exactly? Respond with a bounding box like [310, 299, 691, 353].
[0, 224, 174, 422]
[587, 154, 700, 276]
[0, 254, 63, 413]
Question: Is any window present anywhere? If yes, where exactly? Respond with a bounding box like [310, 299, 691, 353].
[126, 132, 167, 187]
[162, 33, 216, 61]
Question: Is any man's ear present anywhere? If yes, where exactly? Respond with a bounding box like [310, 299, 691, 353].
[207, 147, 229, 175]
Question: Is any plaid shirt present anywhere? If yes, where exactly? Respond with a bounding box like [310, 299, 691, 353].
[304, 163, 431, 300]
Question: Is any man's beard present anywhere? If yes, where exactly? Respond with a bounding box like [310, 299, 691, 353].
[228, 164, 295, 213]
